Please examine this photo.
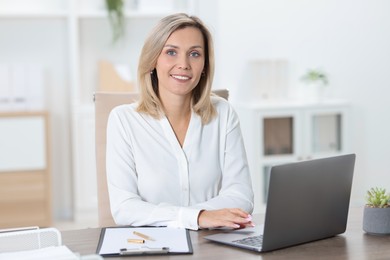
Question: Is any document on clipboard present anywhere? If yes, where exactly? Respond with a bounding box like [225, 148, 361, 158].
[96, 226, 193, 256]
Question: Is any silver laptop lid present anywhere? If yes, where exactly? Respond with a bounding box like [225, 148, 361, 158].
[262, 154, 356, 251]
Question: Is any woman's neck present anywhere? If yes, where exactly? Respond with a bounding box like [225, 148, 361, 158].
[160, 94, 192, 147]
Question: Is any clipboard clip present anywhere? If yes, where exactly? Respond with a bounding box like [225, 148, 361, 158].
[119, 246, 170, 255]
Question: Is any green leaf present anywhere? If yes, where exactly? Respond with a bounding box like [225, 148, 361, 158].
[301, 69, 329, 86]
[366, 187, 390, 208]
[106, 0, 125, 43]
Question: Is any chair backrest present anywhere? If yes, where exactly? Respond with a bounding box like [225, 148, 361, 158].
[94, 89, 229, 227]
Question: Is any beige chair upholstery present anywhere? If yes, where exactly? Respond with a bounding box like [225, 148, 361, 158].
[94, 89, 229, 227]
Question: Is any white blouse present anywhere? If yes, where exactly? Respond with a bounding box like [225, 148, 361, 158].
[106, 96, 254, 230]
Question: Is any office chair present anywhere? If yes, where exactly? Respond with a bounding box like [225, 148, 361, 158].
[94, 89, 229, 227]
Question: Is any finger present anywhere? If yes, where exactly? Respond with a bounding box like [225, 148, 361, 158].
[228, 208, 251, 218]
[221, 218, 255, 229]
[229, 212, 252, 224]
[219, 220, 241, 229]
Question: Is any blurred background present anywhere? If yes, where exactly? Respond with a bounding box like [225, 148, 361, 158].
[0, 0, 389, 229]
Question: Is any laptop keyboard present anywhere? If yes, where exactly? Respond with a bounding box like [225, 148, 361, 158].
[233, 235, 263, 247]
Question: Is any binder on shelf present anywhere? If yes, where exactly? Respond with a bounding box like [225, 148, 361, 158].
[26, 63, 45, 110]
[0, 63, 46, 112]
[0, 64, 10, 110]
[96, 226, 193, 256]
[10, 63, 27, 110]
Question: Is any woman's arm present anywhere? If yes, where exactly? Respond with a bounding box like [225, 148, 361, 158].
[193, 102, 255, 228]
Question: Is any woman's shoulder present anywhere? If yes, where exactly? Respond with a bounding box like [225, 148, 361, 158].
[110, 103, 139, 118]
[211, 95, 232, 112]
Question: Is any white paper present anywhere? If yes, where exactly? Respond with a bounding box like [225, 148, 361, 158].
[114, 64, 132, 82]
[98, 227, 190, 255]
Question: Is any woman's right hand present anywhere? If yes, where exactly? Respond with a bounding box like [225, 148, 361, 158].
[197, 208, 255, 229]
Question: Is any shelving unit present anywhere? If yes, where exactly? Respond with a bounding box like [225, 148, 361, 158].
[0, 111, 51, 228]
[235, 99, 350, 214]
[0, 0, 196, 222]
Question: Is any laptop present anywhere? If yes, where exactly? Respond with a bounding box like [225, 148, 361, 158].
[204, 154, 356, 252]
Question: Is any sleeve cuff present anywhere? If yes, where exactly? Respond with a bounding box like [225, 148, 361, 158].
[167, 207, 202, 230]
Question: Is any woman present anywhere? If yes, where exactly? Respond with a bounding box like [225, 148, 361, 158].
[106, 13, 254, 230]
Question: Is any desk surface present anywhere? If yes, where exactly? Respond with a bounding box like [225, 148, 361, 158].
[62, 207, 390, 259]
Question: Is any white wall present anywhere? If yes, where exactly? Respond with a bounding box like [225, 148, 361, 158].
[205, 0, 390, 205]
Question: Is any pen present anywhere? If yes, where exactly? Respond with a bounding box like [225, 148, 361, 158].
[133, 231, 155, 241]
[127, 239, 145, 244]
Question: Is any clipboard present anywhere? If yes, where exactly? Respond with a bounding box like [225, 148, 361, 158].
[96, 226, 193, 256]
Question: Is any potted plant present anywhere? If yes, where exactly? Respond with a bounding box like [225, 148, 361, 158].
[300, 69, 329, 101]
[105, 0, 125, 43]
[301, 69, 328, 86]
[363, 187, 390, 235]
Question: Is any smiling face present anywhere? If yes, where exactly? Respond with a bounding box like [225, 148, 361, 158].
[155, 26, 205, 100]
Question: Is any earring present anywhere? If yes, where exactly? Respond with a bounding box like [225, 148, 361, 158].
[150, 70, 154, 75]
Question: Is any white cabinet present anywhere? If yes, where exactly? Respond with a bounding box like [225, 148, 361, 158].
[235, 99, 350, 214]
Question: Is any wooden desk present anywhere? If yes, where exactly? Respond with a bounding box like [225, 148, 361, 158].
[62, 208, 390, 259]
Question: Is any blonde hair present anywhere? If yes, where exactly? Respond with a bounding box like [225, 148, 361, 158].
[136, 13, 216, 124]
